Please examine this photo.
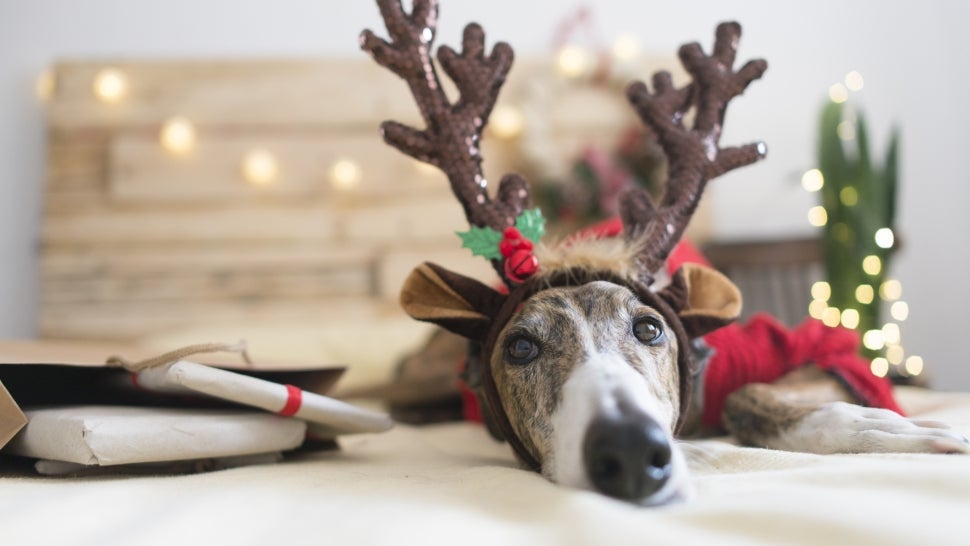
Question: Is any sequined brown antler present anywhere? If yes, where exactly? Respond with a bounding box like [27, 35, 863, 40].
[623, 22, 767, 278]
[361, 0, 533, 285]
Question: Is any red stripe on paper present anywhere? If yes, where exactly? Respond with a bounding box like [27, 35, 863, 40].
[129, 373, 146, 391]
[278, 384, 303, 417]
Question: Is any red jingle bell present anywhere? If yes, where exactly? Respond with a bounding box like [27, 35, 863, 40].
[504, 248, 539, 284]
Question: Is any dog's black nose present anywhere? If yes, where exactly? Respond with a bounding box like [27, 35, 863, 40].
[583, 414, 673, 500]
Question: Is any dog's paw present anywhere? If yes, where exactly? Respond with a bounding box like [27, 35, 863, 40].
[772, 402, 970, 455]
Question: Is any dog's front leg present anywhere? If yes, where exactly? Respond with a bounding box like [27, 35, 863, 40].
[722, 365, 970, 454]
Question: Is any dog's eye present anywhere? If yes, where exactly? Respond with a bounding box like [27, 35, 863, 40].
[633, 316, 665, 345]
[506, 336, 539, 365]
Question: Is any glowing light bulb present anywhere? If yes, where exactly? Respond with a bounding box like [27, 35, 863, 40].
[905, 356, 923, 376]
[611, 34, 640, 62]
[811, 281, 831, 302]
[821, 307, 841, 328]
[801, 169, 824, 192]
[242, 148, 279, 186]
[36, 69, 55, 102]
[862, 255, 882, 276]
[490, 104, 525, 140]
[93, 68, 128, 103]
[330, 158, 361, 190]
[870, 357, 889, 377]
[874, 227, 894, 249]
[159, 117, 196, 155]
[855, 284, 874, 304]
[839, 186, 858, 206]
[880, 279, 902, 301]
[556, 45, 591, 79]
[886, 344, 904, 365]
[808, 206, 828, 227]
[829, 83, 849, 104]
[863, 329, 885, 351]
[845, 70, 865, 92]
[837, 120, 856, 141]
[890, 301, 909, 321]
[840, 308, 860, 329]
[882, 323, 901, 345]
[808, 299, 827, 320]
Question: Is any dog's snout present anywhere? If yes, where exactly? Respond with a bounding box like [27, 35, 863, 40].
[583, 414, 673, 500]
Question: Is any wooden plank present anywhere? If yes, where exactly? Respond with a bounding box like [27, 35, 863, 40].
[376, 246, 499, 302]
[42, 203, 339, 244]
[48, 59, 422, 129]
[38, 297, 408, 342]
[46, 139, 106, 194]
[42, 267, 371, 304]
[107, 130, 449, 203]
[42, 241, 374, 278]
[45, 129, 112, 209]
[338, 196, 470, 243]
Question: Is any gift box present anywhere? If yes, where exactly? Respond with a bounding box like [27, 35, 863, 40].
[0, 339, 392, 472]
[5, 405, 307, 467]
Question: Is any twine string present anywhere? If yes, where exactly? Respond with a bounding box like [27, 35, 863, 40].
[106, 340, 252, 372]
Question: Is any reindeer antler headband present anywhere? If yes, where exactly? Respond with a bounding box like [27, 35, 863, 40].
[362, 0, 766, 471]
[359, 0, 537, 287]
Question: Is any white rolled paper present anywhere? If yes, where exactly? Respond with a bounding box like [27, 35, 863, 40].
[135, 360, 394, 434]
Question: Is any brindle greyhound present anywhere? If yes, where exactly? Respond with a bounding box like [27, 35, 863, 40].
[361, 0, 969, 506]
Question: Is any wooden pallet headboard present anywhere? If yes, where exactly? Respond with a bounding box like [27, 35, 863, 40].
[39, 57, 693, 375]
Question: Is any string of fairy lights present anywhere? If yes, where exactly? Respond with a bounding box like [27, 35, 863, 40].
[36, 66, 371, 190]
[801, 72, 921, 380]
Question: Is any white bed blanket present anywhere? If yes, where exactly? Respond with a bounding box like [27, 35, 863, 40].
[2, 386, 969, 546]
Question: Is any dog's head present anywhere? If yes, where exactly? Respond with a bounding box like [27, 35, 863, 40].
[400, 259, 741, 505]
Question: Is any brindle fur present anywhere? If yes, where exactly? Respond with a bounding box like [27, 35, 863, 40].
[483, 280, 964, 463]
[488, 281, 680, 469]
[480, 280, 887, 468]
[722, 366, 857, 447]
[487, 282, 864, 461]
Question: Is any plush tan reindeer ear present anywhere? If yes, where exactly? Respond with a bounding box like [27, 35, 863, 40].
[399, 262, 507, 341]
[659, 263, 742, 338]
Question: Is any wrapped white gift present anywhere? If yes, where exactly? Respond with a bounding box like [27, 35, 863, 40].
[0, 340, 394, 473]
[3, 405, 306, 467]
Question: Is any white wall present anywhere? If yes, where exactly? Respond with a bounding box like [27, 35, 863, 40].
[1, 1, 968, 389]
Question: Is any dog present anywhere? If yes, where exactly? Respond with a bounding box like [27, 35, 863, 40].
[362, 0, 970, 507]
[478, 273, 970, 506]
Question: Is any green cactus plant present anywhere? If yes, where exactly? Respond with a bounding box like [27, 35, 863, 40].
[816, 100, 899, 358]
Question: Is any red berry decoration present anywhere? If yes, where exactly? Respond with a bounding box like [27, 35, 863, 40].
[505, 248, 539, 284]
[498, 225, 539, 283]
[499, 239, 516, 258]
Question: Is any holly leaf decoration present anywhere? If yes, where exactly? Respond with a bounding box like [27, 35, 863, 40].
[515, 208, 546, 243]
[457, 225, 503, 259]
